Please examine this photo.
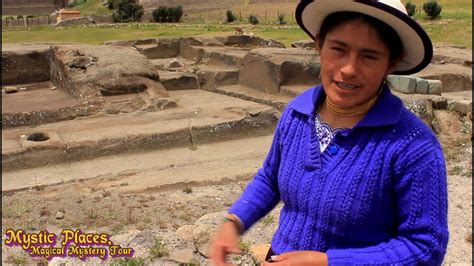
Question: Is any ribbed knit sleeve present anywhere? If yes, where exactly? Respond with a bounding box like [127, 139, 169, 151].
[326, 134, 449, 265]
[228, 108, 291, 231]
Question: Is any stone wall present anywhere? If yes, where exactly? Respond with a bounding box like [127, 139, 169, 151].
[2, 0, 66, 15]
[139, 0, 242, 12]
[2, 48, 51, 85]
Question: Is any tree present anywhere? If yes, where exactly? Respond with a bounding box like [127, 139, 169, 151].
[112, 0, 144, 23]
[226, 10, 237, 23]
[152, 5, 183, 23]
[169, 5, 183, 22]
[405, 2, 416, 17]
[152, 6, 169, 22]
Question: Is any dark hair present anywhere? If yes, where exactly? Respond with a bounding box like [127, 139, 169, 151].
[317, 12, 404, 64]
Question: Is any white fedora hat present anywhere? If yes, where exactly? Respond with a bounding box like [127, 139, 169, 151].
[296, 0, 433, 75]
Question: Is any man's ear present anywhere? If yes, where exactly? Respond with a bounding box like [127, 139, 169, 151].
[386, 53, 404, 75]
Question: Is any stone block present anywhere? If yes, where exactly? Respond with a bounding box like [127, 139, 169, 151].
[280, 60, 320, 86]
[387, 75, 416, 94]
[453, 99, 472, 115]
[239, 48, 319, 94]
[239, 59, 281, 94]
[431, 96, 448, 109]
[197, 66, 239, 88]
[207, 49, 247, 66]
[428, 80, 443, 95]
[415, 77, 429, 94]
[135, 38, 180, 59]
[159, 71, 199, 90]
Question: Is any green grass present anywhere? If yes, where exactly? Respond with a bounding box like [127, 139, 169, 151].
[403, 0, 472, 48]
[1, 23, 308, 47]
[2, 0, 472, 48]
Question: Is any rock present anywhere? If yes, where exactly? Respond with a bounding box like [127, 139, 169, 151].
[193, 211, 226, 258]
[145, 81, 168, 98]
[405, 99, 433, 126]
[250, 244, 271, 264]
[103, 39, 137, 46]
[4, 86, 18, 94]
[468, 112, 472, 121]
[290, 40, 316, 49]
[168, 248, 194, 264]
[424, 73, 470, 92]
[18, 87, 27, 91]
[54, 16, 95, 28]
[387, 75, 416, 94]
[432, 110, 462, 136]
[453, 99, 472, 115]
[217, 35, 285, 48]
[66, 56, 94, 70]
[51, 86, 57, 90]
[55, 211, 64, 219]
[164, 58, 184, 69]
[431, 96, 448, 109]
[427, 80, 443, 95]
[109, 229, 156, 258]
[176, 225, 194, 241]
[50, 45, 168, 100]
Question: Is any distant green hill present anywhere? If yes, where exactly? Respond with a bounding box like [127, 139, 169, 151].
[71, 0, 112, 16]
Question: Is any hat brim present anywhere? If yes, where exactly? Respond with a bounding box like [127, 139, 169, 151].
[296, 0, 433, 75]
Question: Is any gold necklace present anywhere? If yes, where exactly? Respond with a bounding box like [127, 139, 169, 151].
[325, 95, 378, 117]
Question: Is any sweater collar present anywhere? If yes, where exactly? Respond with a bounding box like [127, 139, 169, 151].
[287, 84, 403, 127]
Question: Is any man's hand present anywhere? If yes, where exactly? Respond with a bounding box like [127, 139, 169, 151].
[209, 220, 242, 266]
[263, 251, 328, 266]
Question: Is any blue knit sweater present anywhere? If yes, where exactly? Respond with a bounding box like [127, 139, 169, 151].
[229, 85, 449, 265]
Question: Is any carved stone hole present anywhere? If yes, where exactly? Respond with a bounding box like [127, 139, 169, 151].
[26, 132, 50, 142]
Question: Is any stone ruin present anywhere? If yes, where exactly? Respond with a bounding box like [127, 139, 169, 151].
[2, 35, 472, 170]
[1, 35, 472, 264]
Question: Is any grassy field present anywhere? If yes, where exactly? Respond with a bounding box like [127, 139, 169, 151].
[2, 0, 472, 49]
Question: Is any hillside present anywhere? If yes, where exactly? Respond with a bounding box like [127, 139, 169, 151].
[71, 0, 112, 16]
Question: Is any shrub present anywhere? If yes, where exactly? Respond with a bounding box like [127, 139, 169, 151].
[226, 10, 237, 23]
[152, 5, 183, 23]
[423, 1, 442, 19]
[277, 12, 286, 24]
[248, 14, 259, 25]
[405, 2, 416, 17]
[112, 0, 144, 22]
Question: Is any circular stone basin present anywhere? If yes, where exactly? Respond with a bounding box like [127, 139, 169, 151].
[26, 133, 50, 142]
